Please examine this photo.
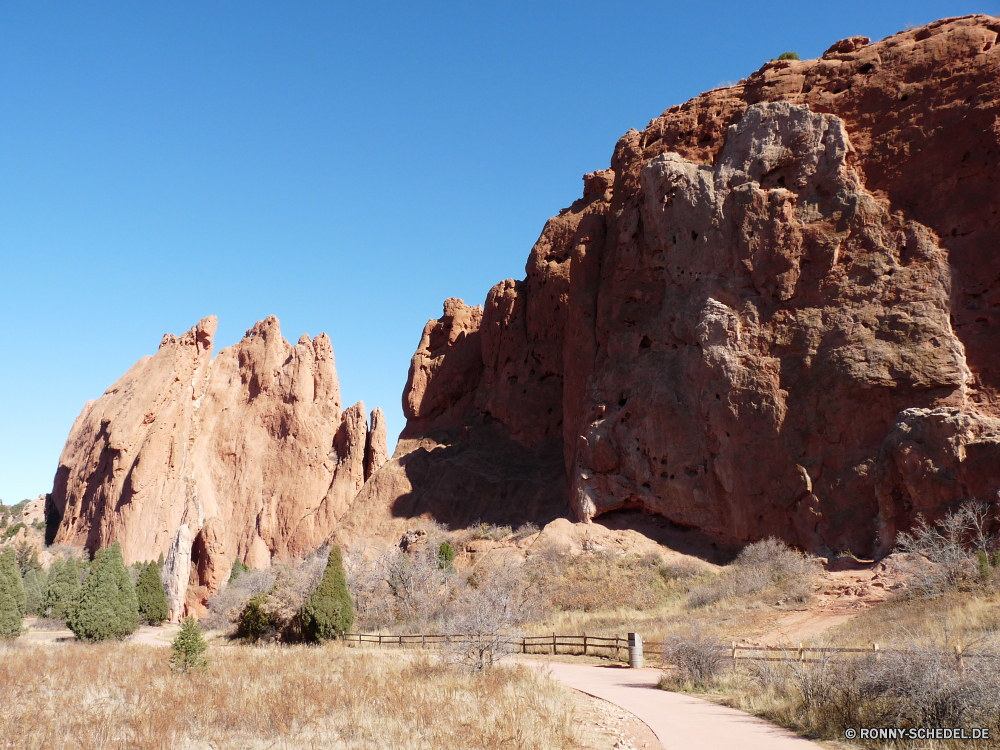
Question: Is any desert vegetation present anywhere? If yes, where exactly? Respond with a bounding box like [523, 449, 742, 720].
[654, 504, 1000, 748]
[0, 641, 583, 750]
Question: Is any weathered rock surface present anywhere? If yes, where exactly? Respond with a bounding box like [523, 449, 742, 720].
[365, 16, 1000, 557]
[50, 315, 385, 616]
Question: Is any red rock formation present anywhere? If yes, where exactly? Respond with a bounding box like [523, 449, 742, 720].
[375, 15, 1000, 557]
[51, 315, 384, 616]
[364, 407, 389, 480]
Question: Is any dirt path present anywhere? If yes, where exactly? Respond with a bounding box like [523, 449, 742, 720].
[526, 660, 820, 750]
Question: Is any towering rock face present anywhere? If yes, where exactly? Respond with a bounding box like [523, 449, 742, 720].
[369, 15, 1000, 557]
[51, 315, 385, 613]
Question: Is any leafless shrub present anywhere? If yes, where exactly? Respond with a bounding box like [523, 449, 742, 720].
[896, 501, 999, 597]
[689, 537, 821, 608]
[513, 522, 540, 541]
[659, 625, 730, 687]
[203, 551, 328, 638]
[468, 522, 513, 542]
[345, 540, 456, 631]
[740, 643, 1000, 745]
[443, 556, 535, 671]
[526, 550, 672, 612]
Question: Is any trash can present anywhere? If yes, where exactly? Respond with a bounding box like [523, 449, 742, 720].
[628, 632, 643, 669]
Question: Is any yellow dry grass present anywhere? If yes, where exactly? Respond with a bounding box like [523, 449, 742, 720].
[0, 641, 582, 750]
[825, 589, 1000, 649]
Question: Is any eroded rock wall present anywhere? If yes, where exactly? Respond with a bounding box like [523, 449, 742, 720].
[381, 15, 1000, 557]
[51, 315, 385, 614]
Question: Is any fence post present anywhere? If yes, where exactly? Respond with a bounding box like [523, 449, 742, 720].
[798, 642, 804, 663]
[378, 634, 382, 647]
[732, 641, 737, 664]
[583, 633, 588, 656]
[522, 637, 526, 654]
[422, 634, 425, 649]
[552, 632, 556, 655]
[628, 633, 644, 669]
[955, 645, 964, 676]
[873, 643, 880, 663]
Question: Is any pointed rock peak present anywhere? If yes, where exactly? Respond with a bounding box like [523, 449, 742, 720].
[365, 407, 389, 480]
[159, 315, 218, 353]
[244, 315, 283, 342]
[297, 333, 312, 346]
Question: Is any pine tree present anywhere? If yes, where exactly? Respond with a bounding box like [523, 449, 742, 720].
[437, 541, 455, 569]
[301, 545, 354, 642]
[42, 557, 81, 620]
[170, 616, 209, 674]
[23, 568, 44, 616]
[136, 562, 169, 625]
[67, 542, 140, 642]
[228, 558, 250, 583]
[0, 546, 25, 639]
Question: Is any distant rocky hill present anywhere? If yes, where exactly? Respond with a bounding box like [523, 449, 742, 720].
[48, 315, 387, 616]
[345, 15, 1000, 559]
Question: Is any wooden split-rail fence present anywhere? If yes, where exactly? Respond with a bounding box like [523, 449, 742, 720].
[343, 632, 654, 658]
[731, 642, 1000, 672]
[343, 632, 998, 673]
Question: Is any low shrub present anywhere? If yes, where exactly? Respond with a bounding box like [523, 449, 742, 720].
[896, 501, 999, 597]
[170, 616, 209, 674]
[689, 537, 820, 608]
[238, 593, 272, 643]
[659, 626, 730, 689]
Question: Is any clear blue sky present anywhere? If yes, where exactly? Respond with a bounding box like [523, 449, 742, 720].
[2, 1, 996, 503]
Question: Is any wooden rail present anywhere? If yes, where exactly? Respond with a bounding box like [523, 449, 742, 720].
[341, 632, 998, 673]
[727, 642, 1000, 670]
[343, 632, 634, 658]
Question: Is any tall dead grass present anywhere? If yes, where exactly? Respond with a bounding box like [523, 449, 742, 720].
[0, 642, 581, 749]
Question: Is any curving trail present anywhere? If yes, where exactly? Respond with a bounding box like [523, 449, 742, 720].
[528, 661, 820, 750]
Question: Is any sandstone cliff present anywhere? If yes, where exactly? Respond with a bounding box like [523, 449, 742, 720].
[358, 16, 1000, 558]
[50, 316, 385, 615]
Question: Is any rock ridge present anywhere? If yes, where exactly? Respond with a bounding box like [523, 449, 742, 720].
[50, 315, 385, 616]
[354, 15, 1000, 557]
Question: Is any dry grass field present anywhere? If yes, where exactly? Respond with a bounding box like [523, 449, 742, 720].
[0, 641, 586, 750]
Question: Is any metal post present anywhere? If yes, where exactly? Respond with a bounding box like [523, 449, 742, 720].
[628, 632, 644, 669]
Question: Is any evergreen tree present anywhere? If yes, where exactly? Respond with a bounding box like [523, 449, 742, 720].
[42, 557, 81, 620]
[228, 558, 250, 583]
[301, 545, 354, 642]
[170, 616, 209, 674]
[136, 562, 169, 625]
[238, 593, 272, 642]
[67, 542, 140, 642]
[0, 546, 25, 638]
[23, 568, 44, 616]
[437, 541, 455, 569]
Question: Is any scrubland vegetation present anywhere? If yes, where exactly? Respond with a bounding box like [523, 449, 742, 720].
[657, 502, 1000, 749]
[0, 642, 582, 750]
[3, 501, 999, 748]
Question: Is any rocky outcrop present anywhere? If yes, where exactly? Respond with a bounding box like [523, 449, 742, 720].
[364, 407, 389, 480]
[50, 315, 385, 615]
[370, 16, 1000, 557]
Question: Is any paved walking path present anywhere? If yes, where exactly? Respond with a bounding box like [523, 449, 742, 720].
[527, 660, 820, 750]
